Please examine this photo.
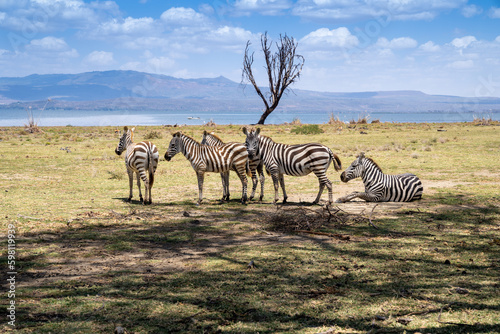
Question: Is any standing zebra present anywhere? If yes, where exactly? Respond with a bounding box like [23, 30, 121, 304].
[243, 127, 342, 205]
[165, 132, 250, 204]
[336, 152, 423, 202]
[201, 131, 265, 201]
[115, 126, 159, 205]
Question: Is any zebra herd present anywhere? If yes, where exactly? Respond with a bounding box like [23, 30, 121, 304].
[115, 126, 423, 205]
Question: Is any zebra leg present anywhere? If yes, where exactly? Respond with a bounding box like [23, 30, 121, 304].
[271, 172, 280, 204]
[278, 173, 288, 204]
[196, 171, 205, 205]
[220, 172, 228, 201]
[313, 182, 325, 205]
[249, 168, 258, 201]
[236, 169, 248, 204]
[224, 171, 231, 201]
[137, 171, 146, 204]
[313, 172, 333, 205]
[258, 164, 265, 202]
[126, 169, 134, 202]
[336, 191, 380, 203]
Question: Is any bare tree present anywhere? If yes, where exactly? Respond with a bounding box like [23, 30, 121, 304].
[242, 32, 304, 125]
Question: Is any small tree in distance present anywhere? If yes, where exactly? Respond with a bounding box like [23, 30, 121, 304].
[242, 32, 304, 125]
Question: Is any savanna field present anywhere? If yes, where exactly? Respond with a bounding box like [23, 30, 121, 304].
[1, 121, 499, 333]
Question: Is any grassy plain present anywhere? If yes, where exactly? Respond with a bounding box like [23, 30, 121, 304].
[1, 121, 499, 333]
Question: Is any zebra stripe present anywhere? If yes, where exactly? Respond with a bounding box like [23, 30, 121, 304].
[202, 130, 265, 201]
[337, 152, 423, 202]
[115, 126, 159, 205]
[243, 128, 342, 205]
[165, 132, 249, 204]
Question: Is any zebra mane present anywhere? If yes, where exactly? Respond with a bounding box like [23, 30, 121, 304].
[364, 157, 383, 172]
[174, 132, 201, 146]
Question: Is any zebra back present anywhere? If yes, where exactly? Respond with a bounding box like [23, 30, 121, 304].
[167, 132, 249, 174]
[257, 134, 339, 177]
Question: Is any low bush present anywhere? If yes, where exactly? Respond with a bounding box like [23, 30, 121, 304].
[291, 124, 324, 135]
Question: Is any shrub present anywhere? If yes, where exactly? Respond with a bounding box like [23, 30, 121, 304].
[328, 113, 344, 127]
[144, 131, 162, 140]
[291, 124, 324, 135]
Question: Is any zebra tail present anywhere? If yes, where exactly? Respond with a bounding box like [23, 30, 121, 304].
[329, 149, 342, 171]
[148, 147, 154, 188]
[245, 160, 252, 177]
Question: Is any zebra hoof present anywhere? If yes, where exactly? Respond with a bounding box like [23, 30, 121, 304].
[312, 200, 319, 205]
[126, 197, 132, 203]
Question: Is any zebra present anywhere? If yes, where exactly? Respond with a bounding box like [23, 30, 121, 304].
[114, 126, 159, 205]
[243, 127, 342, 205]
[201, 130, 265, 201]
[336, 152, 423, 202]
[164, 131, 250, 204]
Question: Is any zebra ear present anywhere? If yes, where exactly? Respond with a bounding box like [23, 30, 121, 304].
[242, 127, 248, 135]
[123, 126, 128, 131]
[358, 152, 365, 160]
[255, 128, 261, 136]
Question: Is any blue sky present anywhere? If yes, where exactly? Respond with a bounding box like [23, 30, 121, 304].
[1, 0, 499, 97]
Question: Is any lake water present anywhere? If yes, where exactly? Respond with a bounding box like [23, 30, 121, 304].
[0, 108, 498, 126]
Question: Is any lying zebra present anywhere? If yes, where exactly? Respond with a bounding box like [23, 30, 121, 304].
[114, 126, 159, 205]
[201, 131, 265, 201]
[165, 132, 250, 204]
[243, 127, 342, 205]
[336, 152, 423, 203]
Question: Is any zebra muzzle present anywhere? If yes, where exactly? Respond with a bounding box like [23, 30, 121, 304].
[164, 153, 171, 161]
[115, 149, 122, 156]
[340, 172, 348, 183]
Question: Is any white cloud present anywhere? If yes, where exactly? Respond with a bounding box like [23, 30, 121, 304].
[450, 36, 477, 48]
[205, 26, 255, 44]
[146, 56, 176, 72]
[0, 0, 114, 32]
[233, 0, 292, 16]
[376, 37, 418, 49]
[160, 7, 209, 26]
[447, 59, 474, 69]
[291, 0, 466, 21]
[489, 7, 500, 18]
[419, 41, 440, 52]
[300, 27, 359, 49]
[90, 17, 157, 38]
[27, 36, 70, 51]
[461, 4, 482, 18]
[84, 51, 114, 66]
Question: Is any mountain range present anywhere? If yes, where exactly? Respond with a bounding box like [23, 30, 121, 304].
[1, 70, 499, 114]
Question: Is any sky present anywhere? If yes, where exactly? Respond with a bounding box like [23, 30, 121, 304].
[0, 0, 500, 97]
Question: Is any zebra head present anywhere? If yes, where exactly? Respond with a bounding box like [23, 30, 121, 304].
[242, 127, 260, 160]
[115, 126, 133, 155]
[340, 152, 366, 182]
[200, 131, 209, 145]
[165, 132, 182, 161]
